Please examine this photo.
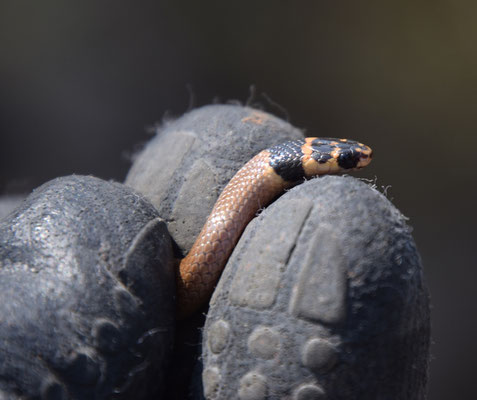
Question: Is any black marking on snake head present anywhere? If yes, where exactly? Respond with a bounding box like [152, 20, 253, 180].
[337, 150, 355, 169]
[337, 147, 366, 169]
[309, 139, 336, 164]
[312, 152, 333, 164]
[309, 143, 333, 164]
[268, 140, 305, 182]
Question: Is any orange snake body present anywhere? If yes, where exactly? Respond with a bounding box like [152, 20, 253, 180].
[176, 137, 372, 317]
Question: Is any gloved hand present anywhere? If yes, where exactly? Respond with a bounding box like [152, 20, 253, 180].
[0, 104, 430, 399]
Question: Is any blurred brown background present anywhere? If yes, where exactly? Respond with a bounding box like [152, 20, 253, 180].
[1, 1, 475, 398]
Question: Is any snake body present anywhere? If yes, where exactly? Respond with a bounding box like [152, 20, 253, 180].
[177, 137, 373, 317]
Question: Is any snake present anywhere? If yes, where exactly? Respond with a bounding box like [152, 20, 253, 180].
[176, 137, 373, 318]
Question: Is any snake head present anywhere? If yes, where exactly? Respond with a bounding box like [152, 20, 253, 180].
[303, 137, 373, 177]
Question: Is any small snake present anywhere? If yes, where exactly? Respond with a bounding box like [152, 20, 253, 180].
[176, 137, 373, 318]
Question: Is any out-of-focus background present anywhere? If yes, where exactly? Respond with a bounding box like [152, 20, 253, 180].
[0, 1, 475, 398]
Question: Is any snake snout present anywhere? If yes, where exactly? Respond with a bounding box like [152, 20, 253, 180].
[355, 145, 373, 169]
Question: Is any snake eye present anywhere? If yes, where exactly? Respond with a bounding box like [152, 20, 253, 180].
[337, 150, 359, 169]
